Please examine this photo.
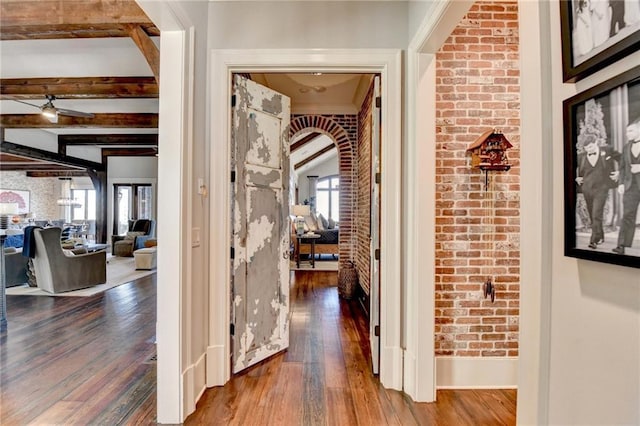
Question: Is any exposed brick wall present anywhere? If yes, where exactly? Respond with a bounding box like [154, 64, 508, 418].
[290, 114, 357, 268]
[434, 0, 520, 357]
[356, 84, 374, 295]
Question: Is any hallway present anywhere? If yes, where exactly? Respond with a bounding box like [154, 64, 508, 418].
[186, 271, 517, 425]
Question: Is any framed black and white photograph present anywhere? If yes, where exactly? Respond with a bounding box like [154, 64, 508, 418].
[560, 0, 640, 83]
[564, 65, 640, 268]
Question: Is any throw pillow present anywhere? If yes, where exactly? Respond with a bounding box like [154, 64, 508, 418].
[328, 217, 336, 229]
[304, 215, 317, 231]
[126, 231, 146, 240]
[317, 213, 329, 230]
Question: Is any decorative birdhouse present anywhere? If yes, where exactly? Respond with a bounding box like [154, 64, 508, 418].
[466, 129, 513, 171]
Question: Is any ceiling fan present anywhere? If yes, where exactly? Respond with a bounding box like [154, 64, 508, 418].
[11, 95, 95, 123]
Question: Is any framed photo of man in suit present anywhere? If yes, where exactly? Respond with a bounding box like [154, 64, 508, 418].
[563, 65, 640, 269]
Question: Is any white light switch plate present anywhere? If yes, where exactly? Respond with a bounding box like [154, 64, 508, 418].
[192, 227, 200, 247]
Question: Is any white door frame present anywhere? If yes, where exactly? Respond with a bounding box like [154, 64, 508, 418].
[208, 49, 403, 390]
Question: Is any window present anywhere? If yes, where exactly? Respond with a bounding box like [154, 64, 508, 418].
[316, 175, 339, 220]
[70, 189, 96, 221]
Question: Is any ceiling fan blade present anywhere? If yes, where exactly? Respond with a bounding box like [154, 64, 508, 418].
[8, 97, 42, 110]
[55, 108, 95, 118]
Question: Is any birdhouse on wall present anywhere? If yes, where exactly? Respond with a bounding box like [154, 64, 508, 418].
[466, 129, 513, 171]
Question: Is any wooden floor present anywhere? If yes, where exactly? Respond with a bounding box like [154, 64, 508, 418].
[1, 271, 517, 425]
[1, 275, 158, 426]
[185, 271, 517, 425]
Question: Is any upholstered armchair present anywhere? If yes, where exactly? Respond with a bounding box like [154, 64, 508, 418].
[111, 219, 156, 257]
[31, 227, 107, 294]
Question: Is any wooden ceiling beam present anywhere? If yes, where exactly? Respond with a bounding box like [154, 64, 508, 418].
[294, 144, 336, 170]
[59, 134, 158, 145]
[1, 141, 104, 171]
[0, 23, 159, 40]
[102, 147, 158, 158]
[125, 24, 160, 83]
[0, 113, 158, 128]
[291, 132, 322, 153]
[2, 164, 83, 172]
[26, 171, 88, 178]
[1, 77, 158, 99]
[0, 1, 158, 40]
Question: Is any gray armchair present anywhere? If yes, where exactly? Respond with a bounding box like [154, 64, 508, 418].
[112, 219, 156, 257]
[32, 227, 107, 294]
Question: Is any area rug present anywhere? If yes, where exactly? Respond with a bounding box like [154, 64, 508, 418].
[6, 255, 155, 297]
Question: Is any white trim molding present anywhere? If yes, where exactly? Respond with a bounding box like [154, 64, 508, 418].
[209, 49, 403, 391]
[436, 357, 519, 389]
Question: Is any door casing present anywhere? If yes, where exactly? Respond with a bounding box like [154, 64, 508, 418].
[208, 49, 405, 392]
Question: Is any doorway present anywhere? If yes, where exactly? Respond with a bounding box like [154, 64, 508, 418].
[209, 49, 403, 391]
[112, 183, 153, 236]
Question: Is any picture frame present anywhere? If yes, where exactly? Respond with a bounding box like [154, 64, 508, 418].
[563, 65, 640, 269]
[0, 189, 30, 214]
[560, 0, 640, 83]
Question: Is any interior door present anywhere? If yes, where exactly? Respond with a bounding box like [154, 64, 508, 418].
[370, 75, 381, 375]
[231, 75, 291, 374]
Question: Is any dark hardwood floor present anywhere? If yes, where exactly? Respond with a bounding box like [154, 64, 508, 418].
[1, 270, 517, 425]
[1, 275, 158, 425]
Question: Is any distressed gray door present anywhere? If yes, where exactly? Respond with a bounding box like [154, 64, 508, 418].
[231, 75, 291, 374]
[370, 76, 381, 375]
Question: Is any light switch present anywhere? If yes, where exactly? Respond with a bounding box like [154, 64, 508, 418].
[192, 227, 200, 247]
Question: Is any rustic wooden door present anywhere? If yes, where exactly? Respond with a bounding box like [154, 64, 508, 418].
[231, 75, 291, 374]
[370, 75, 381, 375]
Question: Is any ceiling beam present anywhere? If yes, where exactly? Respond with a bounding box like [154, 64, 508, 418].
[0, 113, 158, 128]
[102, 147, 157, 157]
[59, 134, 158, 156]
[294, 144, 336, 170]
[1, 141, 104, 171]
[26, 171, 88, 178]
[2, 164, 84, 172]
[1, 77, 158, 99]
[125, 24, 160, 83]
[0, 0, 158, 40]
[58, 134, 158, 145]
[291, 132, 322, 153]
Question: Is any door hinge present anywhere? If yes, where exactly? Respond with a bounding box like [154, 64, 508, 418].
[231, 170, 236, 183]
[375, 96, 381, 108]
[374, 248, 380, 261]
[230, 323, 235, 336]
[374, 325, 380, 337]
[375, 172, 381, 184]
[231, 94, 237, 108]
[230, 247, 235, 259]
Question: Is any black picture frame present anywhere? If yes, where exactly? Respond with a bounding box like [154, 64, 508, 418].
[563, 65, 640, 268]
[560, 0, 640, 83]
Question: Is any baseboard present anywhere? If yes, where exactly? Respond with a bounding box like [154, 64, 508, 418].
[380, 345, 404, 391]
[355, 283, 369, 318]
[436, 356, 518, 389]
[403, 349, 436, 402]
[206, 344, 227, 387]
[182, 352, 207, 419]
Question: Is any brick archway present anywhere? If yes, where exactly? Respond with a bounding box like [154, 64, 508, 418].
[289, 115, 355, 265]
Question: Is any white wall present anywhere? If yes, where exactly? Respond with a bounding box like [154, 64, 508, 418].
[519, 1, 640, 424]
[296, 153, 338, 204]
[208, 1, 408, 49]
[546, 3, 640, 424]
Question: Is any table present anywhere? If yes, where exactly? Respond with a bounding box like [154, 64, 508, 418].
[296, 233, 321, 268]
